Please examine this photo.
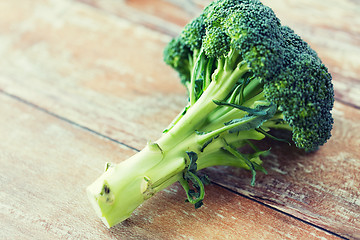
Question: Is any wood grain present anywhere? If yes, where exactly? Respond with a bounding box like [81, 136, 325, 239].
[0, 0, 358, 238]
[203, 101, 360, 239]
[0, 93, 338, 239]
[0, 0, 185, 149]
[1, 0, 359, 151]
[77, 0, 360, 108]
[75, 0, 190, 35]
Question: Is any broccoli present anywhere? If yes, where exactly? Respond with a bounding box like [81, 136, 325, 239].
[87, 0, 334, 227]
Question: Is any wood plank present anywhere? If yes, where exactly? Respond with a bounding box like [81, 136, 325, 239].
[77, 0, 360, 107]
[0, 93, 339, 239]
[75, 0, 189, 35]
[1, 0, 359, 150]
[0, 0, 358, 238]
[203, 101, 360, 239]
[0, 0, 185, 149]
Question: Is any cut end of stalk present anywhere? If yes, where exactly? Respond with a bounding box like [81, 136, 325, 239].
[86, 181, 134, 228]
[86, 170, 136, 228]
[86, 181, 113, 228]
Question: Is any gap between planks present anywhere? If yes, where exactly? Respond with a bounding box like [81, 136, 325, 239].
[0, 88, 348, 239]
[211, 182, 348, 240]
[0, 89, 139, 153]
[333, 97, 360, 111]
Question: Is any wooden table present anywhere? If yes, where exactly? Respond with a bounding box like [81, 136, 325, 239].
[1, 0, 359, 239]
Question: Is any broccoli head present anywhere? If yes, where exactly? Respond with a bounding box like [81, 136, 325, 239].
[164, 0, 333, 150]
[88, 0, 334, 227]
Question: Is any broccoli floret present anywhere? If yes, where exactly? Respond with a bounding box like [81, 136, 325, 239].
[87, 0, 334, 227]
[163, 37, 192, 85]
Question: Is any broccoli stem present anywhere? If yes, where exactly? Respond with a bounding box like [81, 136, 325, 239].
[189, 48, 201, 105]
[204, 92, 265, 132]
[159, 61, 250, 146]
[86, 59, 272, 227]
[86, 143, 185, 227]
[87, 123, 265, 227]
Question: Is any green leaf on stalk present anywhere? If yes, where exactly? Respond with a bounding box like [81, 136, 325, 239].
[256, 127, 291, 145]
[194, 200, 204, 209]
[186, 151, 198, 173]
[180, 151, 207, 209]
[200, 138, 213, 152]
[200, 175, 211, 185]
[225, 115, 267, 133]
[222, 145, 258, 186]
[194, 78, 204, 100]
[222, 104, 277, 134]
[213, 100, 272, 116]
[252, 161, 268, 174]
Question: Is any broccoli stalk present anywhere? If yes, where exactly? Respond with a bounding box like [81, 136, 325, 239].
[87, 0, 334, 227]
[86, 52, 270, 226]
